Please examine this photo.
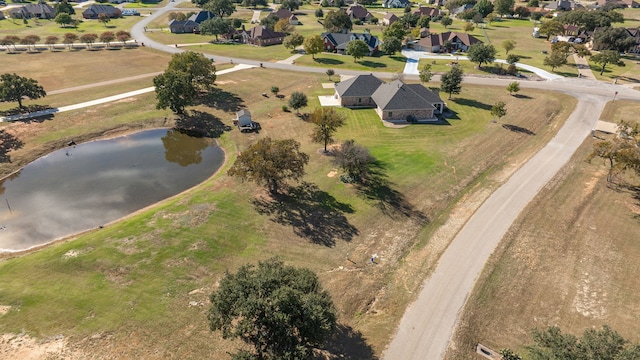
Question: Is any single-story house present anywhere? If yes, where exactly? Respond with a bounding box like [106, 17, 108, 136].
[321, 32, 380, 55]
[382, 0, 410, 8]
[289, 14, 299, 25]
[169, 19, 199, 33]
[382, 12, 398, 26]
[413, 6, 439, 18]
[346, 4, 373, 22]
[82, 4, 121, 19]
[188, 10, 215, 24]
[334, 75, 444, 122]
[274, 8, 292, 20]
[544, 0, 583, 10]
[241, 26, 286, 46]
[414, 31, 481, 52]
[9, 3, 55, 19]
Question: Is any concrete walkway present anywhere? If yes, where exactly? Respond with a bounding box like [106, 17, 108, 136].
[574, 53, 596, 80]
[402, 49, 565, 81]
[250, 10, 261, 24]
[277, 53, 304, 64]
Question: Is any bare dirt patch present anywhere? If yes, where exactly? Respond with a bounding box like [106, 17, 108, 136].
[0, 333, 85, 360]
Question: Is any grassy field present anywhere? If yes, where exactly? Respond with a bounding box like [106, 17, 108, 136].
[296, 52, 407, 72]
[448, 101, 640, 359]
[0, 46, 577, 358]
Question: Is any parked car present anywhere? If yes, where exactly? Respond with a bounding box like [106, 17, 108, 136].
[122, 9, 140, 16]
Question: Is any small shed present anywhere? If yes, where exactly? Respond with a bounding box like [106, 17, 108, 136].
[235, 109, 252, 127]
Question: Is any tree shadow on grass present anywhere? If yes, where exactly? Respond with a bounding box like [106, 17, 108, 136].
[356, 161, 428, 223]
[197, 88, 244, 112]
[452, 98, 492, 111]
[314, 57, 344, 65]
[319, 324, 378, 360]
[513, 93, 532, 99]
[175, 110, 232, 138]
[502, 123, 535, 135]
[359, 60, 386, 68]
[252, 182, 358, 247]
[0, 130, 24, 163]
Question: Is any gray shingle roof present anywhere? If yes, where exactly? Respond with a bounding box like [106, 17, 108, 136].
[335, 74, 384, 97]
[188, 11, 215, 23]
[372, 80, 441, 111]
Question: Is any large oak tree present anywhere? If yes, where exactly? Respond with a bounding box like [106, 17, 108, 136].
[0, 73, 46, 109]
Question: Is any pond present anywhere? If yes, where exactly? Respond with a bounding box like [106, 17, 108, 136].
[0, 128, 225, 252]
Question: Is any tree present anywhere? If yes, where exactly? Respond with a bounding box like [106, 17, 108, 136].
[227, 138, 310, 194]
[326, 69, 335, 81]
[380, 36, 402, 55]
[167, 51, 217, 91]
[441, 65, 463, 99]
[116, 30, 131, 46]
[80, 33, 98, 49]
[1, 36, 20, 53]
[502, 39, 516, 55]
[310, 107, 346, 153]
[63, 33, 78, 50]
[281, 0, 299, 10]
[399, 12, 420, 28]
[303, 34, 323, 59]
[99, 31, 115, 48]
[242, 0, 268, 7]
[0, 73, 46, 110]
[592, 27, 637, 53]
[274, 18, 294, 34]
[551, 42, 591, 60]
[288, 91, 308, 114]
[463, 22, 475, 32]
[490, 101, 507, 122]
[204, 0, 235, 18]
[55, 0, 75, 15]
[507, 81, 520, 95]
[323, 9, 352, 32]
[55, 12, 73, 28]
[45, 36, 59, 51]
[332, 139, 375, 181]
[417, 15, 430, 29]
[208, 258, 336, 359]
[591, 50, 625, 75]
[506, 54, 521, 64]
[231, 18, 242, 29]
[494, 0, 514, 15]
[499, 349, 522, 360]
[346, 39, 368, 63]
[270, 86, 279, 97]
[260, 14, 278, 29]
[467, 43, 497, 69]
[315, 8, 324, 18]
[539, 19, 564, 40]
[419, 63, 432, 83]
[20, 35, 40, 52]
[440, 16, 453, 29]
[514, 6, 530, 18]
[383, 21, 406, 41]
[543, 50, 567, 71]
[153, 70, 196, 115]
[98, 13, 110, 27]
[200, 17, 231, 41]
[589, 121, 640, 183]
[474, 0, 494, 17]
[283, 32, 304, 50]
[527, 325, 640, 360]
[528, 0, 539, 6]
[558, 9, 622, 32]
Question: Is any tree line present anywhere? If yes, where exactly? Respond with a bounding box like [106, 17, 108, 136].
[0, 31, 132, 52]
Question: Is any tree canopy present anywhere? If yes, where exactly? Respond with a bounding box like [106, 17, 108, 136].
[208, 258, 336, 360]
[153, 70, 196, 115]
[310, 107, 346, 152]
[382, 21, 406, 41]
[543, 50, 567, 71]
[592, 27, 637, 53]
[167, 51, 217, 91]
[55, 0, 75, 15]
[288, 91, 308, 114]
[490, 101, 507, 121]
[558, 9, 623, 31]
[440, 65, 463, 99]
[346, 39, 369, 62]
[494, 0, 515, 15]
[303, 34, 323, 59]
[591, 50, 625, 75]
[227, 137, 309, 194]
[204, 0, 235, 18]
[323, 9, 352, 32]
[332, 140, 375, 181]
[474, 0, 494, 17]
[502, 39, 516, 55]
[380, 36, 402, 55]
[506, 81, 520, 95]
[283, 32, 304, 50]
[200, 17, 231, 41]
[539, 20, 564, 40]
[0, 73, 47, 109]
[467, 43, 497, 69]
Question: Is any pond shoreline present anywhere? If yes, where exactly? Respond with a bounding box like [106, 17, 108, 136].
[0, 125, 229, 259]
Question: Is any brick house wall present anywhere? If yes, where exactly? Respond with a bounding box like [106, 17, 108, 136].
[376, 108, 434, 121]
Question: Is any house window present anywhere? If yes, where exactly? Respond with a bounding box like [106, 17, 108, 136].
[358, 98, 361, 103]
[388, 111, 393, 118]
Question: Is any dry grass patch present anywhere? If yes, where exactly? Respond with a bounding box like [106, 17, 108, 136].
[448, 101, 640, 359]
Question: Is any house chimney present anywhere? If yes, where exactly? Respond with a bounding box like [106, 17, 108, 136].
[242, 24, 245, 31]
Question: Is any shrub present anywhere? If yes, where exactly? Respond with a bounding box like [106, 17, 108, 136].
[282, 105, 289, 112]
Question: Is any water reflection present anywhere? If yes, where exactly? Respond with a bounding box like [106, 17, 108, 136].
[0, 128, 224, 252]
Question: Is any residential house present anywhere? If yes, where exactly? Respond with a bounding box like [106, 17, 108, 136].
[188, 10, 215, 24]
[321, 32, 380, 55]
[241, 25, 286, 46]
[334, 74, 383, 107]
[274, 8, 293, 20]
[544, 0, 583, 10]
[452, 3, 474, 16]
[82, 4, 122, 19]
[289, 14, 300, 25]
[597, 0, 640, 7]
[8, 3, 55, 19]
[334, 75, 444, 121]
[427, 0, 445, 6]
[382, 12, 398, 26]
[414, 31, 481, 52]
[371, 80, 444, 121]
[169, 19, 199, 33]
[382, 0, 410, 8]
[412, 6, 440, 18]
[346, 4, 373, 22]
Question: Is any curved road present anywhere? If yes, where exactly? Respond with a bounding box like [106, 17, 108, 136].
[64, 6, 640, 358]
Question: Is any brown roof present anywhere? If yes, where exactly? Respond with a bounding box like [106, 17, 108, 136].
[248, 25, 285, 40]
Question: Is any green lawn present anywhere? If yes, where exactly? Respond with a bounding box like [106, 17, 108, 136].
[123, 0, 169, 8]
[296, 52, 407, 72]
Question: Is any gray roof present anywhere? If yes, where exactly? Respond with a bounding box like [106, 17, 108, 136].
[188, 11, 215, 23]
[372, 80, 441, 111]
[237, 109, 251, 117]
[335, 74, 384, 97]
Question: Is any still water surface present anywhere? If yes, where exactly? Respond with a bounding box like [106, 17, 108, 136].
[0, 128, 224, 252]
